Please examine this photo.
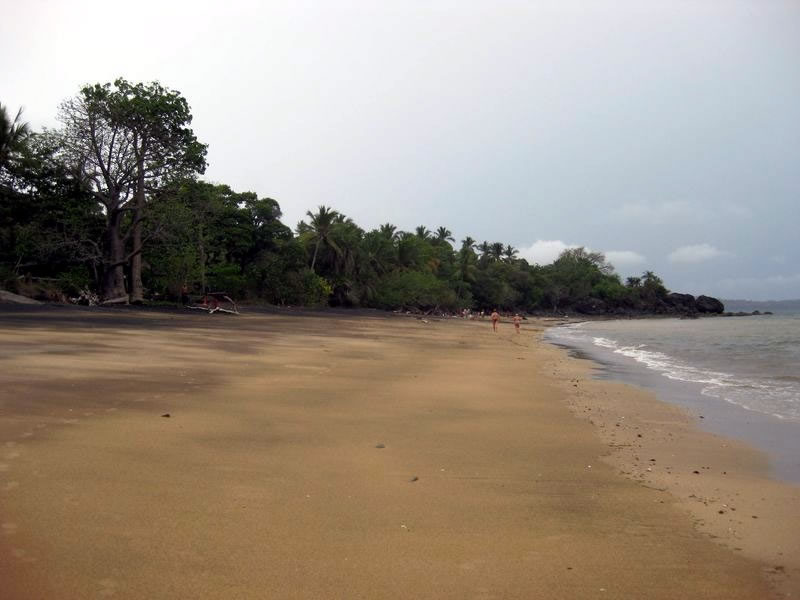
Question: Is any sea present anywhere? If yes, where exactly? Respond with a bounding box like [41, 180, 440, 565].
[544, 307, 800, 483]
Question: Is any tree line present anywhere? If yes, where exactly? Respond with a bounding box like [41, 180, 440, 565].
[2, 79, 708, 315]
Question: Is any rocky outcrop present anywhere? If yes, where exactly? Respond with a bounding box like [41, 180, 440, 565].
[666, 292, 697, 313]
[573, 297, 608, 315]
[696, 295, 725, 313]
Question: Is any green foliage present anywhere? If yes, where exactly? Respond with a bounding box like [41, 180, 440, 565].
[374, 270, 457, 310]
[0, 103, 30, 169]
[2, 86, 682, 315]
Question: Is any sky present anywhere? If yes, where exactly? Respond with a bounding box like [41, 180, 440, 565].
[2, 0, 798, 300]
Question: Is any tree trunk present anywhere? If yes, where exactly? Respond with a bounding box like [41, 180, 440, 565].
[198, 223, 206, 292]
[310, 238, 321, 272]
[129, 155, 146, 303]
[102, 210, 127, 301]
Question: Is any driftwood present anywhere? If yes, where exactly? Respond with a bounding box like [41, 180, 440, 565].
[0, 290, 42, 305]
[186, 292, 239, 315]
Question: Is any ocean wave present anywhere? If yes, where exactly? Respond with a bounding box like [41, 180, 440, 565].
[547, 326, 800, 422]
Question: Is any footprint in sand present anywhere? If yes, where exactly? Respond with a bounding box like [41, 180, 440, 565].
[4, 451, 20, 460]
[4, 441, 17, 448]
[3, 481, 20, 491]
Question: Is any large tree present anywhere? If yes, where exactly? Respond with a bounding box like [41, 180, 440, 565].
[111, 79, 206, 302]
[56, 80, 206, 302]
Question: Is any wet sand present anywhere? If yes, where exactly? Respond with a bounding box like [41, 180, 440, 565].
[0, 306, 797, 599]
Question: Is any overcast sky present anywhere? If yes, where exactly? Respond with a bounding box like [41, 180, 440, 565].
[2, 0, 798, 300]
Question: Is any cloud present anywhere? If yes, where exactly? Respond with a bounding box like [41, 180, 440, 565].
[604, 250, 646, 267]
[519, 242, 647, 270]
[668, 243, 729, 264]
[518, 240, 577, 265]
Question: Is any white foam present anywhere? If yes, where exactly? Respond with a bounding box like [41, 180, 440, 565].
[546, 325, 800, 422]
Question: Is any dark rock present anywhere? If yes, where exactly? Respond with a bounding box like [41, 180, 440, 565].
[696, 295, 724, 313]
[161, 413, 171, 418]
[375, 443, 385, 449]
[409, 476, 419, 482]
[667, 292, 697, 313]
[573, 297, 608, 315]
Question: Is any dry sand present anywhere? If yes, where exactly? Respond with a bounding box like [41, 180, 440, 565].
[0, 307, 798, 599]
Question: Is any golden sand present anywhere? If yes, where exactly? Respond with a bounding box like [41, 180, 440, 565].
[0, 309, 797, 599]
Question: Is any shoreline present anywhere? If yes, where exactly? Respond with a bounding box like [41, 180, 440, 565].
[544, 319, 800, 485]
[0, 307, 797, 598]
[538, 327, 800, 596]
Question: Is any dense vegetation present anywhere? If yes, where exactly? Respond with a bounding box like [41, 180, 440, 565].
[1, 81, 719, 315]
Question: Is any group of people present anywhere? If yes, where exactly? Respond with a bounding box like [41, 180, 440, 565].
[489, 309, 522, 334]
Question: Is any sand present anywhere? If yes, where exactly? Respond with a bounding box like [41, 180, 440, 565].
[0, 306, 797, 599]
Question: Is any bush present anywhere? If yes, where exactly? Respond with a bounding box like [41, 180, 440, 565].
[373, 271, 457, 310]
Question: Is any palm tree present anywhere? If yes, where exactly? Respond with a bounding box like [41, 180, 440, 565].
[303, 205, 341, 272]
[434, 226, 454, 244]
[478, 241, 491, 258]
[641, 270, 661, 286]
[625, 276, 642, 289]
[379, 223, 398, 241]
[503, 244, 518, 262]
[0, 103, 30, 168]
[458, 237, 478, 283]
[489, 242, 504, 262]
[415, 225, 431, 240]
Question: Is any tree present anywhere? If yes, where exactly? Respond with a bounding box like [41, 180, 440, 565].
[625, 276, 642, 289]
[503, 244, 518, 262]
[640, 270, 668, 302]
[434, 226, 454, 244]
[57, 86, 138, 300]
[0, 104, 30, 169]
[415, 225, 431, 240]
[477, 240, 491, 265]
[300, 205, 341, 272]
[378, 223, 398, 241]
[55, 80, 206, 301]
[460, 236, 476, 251]
[1, 132, 104, 291]
[111, 79, 207, 302]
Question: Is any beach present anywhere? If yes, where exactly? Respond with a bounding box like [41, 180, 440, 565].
[0, 307, 797, 599]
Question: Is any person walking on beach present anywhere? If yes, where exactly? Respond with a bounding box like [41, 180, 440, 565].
[490, 309, 500, 332]
[513, 313, 521, 334]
